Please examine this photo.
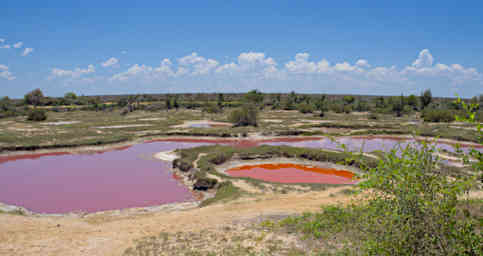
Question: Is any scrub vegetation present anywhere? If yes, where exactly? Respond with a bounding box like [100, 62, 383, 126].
[123, 97, 482, 256]
[1, 90, 482, 256]
[0, 89, 482, 151]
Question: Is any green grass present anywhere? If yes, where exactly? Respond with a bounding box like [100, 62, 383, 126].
[199, 181, 242, 207]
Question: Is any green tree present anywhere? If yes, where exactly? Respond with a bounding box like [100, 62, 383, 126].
[314, 95, 327, 117]
[64, 92, 77, 100]
[283, 91, 297, 110]
[407, 94, 419, 110]
[24, 88, 44, 106]
[343, 95, 355, 105]
[165, 96, 172, 110]
[374, 96, 386, 109]
[217, 93, 224, 108]
[172, 96, 180, 110]
[229, 104, 258, 127]
[243, 89, 264, 105]
[420, 89, 432, 109]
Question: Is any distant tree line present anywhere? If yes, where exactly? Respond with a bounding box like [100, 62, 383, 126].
[1, 88, 482, 123]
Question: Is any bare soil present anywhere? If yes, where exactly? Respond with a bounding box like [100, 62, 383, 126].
[0, 187, 355, 256]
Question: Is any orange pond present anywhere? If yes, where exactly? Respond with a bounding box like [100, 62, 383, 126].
[226, 163, 358, 184]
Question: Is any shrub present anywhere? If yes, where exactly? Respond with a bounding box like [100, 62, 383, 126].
[297, 103, 314, 114]
[329, 103, 344, 113]
[229, 104, 258, 127]
[343, 105, 352, 114]
[193, 177, 218, 191]
[209, 152, 231, 165]
[172, 159, 193, 172]
[357, 142, 480, 255]
[281, 142, 480, 255]
[422, 109, 456, 122]
[202, 102, 222, 114]
[27, 109, 47, 121]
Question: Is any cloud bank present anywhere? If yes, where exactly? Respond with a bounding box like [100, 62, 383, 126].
[49, 49, 483, 97]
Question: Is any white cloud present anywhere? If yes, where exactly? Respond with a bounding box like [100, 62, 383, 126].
[0, 45, 11, 49]
[356, 59, 371, 68]
[178, 52, 219, 75]
[21, 48, 34, 56]
[109, 64, 152, 81]
[0, 39, 4, 43]
[0, 64, 16, 80]
[334, 62, 357, 72]
[153, 58, 176, 76]
[216, 52, 279, 79]
[284, 53, 332, 74]
[87, 49, 483, 97]
[50, 64, 95, 79]
[412, 49, 433, 68]
[13, 42, 23, 48]
[101, 57, 119, 67]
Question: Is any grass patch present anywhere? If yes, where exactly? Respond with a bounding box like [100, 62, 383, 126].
[200, 181, 241, 207]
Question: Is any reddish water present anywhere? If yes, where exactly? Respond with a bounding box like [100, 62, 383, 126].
[226, 163, 357, 184]
[0, 141, 208, 214]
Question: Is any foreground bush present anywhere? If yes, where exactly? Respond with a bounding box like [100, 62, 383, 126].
[229, 104, 258, 127]
[279, 142, 481, 255]
[27, 109, 47, 121]
[358, 143, 480, 255]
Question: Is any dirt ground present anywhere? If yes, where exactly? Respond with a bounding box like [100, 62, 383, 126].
[0, 187, 354, 256]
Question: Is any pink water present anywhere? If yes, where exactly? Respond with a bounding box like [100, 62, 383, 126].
[0, 136, 479, 214]
[0, 141, 208, 214]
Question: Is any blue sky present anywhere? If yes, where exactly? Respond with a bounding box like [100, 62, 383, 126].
[1, 1, 482, 98]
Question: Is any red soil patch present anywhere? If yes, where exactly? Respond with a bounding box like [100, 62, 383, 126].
[226, 163, 357, 184]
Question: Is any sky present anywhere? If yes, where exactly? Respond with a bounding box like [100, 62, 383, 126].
[1, 1, 482, 98]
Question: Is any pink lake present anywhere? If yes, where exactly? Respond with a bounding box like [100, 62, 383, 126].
[0, 136, 480, 214]
[0, 141, 208, 214]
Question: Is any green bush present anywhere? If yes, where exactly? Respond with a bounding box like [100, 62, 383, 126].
[280, 142, 481, 255]
[329, 103, 344, 113]
[422, 109, 456, 122]
[27, 109, 47, 121]
[229, 104, 258, 127]
[297, 103, 314, 114]
[202, 102, 222, 114]
[343, 105, 352, 114]
[358, 143, 479, 255]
